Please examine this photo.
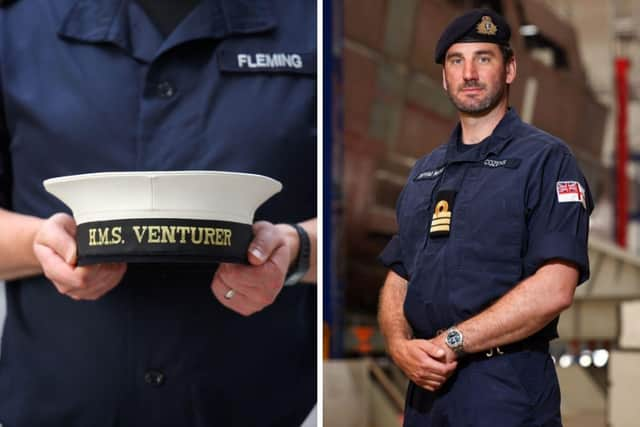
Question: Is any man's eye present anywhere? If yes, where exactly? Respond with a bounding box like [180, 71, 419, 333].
[478, 56, 491, 63]
[450, 58, 462, 65]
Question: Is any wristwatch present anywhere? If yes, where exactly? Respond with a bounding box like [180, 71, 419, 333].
[284, 223, 310, 286]
[444, 326, 465, 355]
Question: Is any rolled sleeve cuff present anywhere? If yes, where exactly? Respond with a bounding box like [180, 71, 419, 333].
[378, 235, 409, 280]
[525, 231, 590, 285]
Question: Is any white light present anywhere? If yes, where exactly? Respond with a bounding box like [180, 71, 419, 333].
[519, 25, 540, 37]
[593, 349, 609, 368]
[558, 354, 573, 368]
[578, 351, 592, 368]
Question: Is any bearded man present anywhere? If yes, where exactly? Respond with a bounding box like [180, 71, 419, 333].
[378, 8, 592, 427]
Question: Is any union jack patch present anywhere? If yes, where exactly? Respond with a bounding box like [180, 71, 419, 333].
[556, 181, 586, 209]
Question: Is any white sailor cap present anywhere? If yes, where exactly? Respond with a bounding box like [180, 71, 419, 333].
[43, 171, 282, 265]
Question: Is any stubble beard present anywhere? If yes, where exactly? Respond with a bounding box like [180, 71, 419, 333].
[446, 73, 507, 115]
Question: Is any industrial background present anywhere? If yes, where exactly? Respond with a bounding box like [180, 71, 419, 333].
[324, 0, 640, 426]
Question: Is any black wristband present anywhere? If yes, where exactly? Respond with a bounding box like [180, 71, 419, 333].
[284, 223, 310, 286]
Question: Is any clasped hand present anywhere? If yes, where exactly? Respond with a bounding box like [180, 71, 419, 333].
[211, 221, 296, 316]
[391, 335, 458, 392]
[33, 213, 127, 300]
[34, 215, 296, 312]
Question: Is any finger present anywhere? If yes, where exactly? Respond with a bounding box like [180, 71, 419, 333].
[57, 263, 109, 293]
[50, 280, 75, 297]
[211, 274, 262, 316]
[442, 361, 458, 376]
[415, 339, 446, 359]
[215, 263, 266, 290]
[65, 263, 127, 300]
[218, 256, 287, 292]
[58, 263, 125, 300]
[419, 378, 445, 389]
[419, 357, 451, 377]
[247, 221, 283, 266]
[50, 213, 77, 236]
[39, 214, 78, 264]
[216, 270, 275, 309]
[407, 342, 449, 376]
[418, 371, 447, 383]
[85, 263, 126, 288]
[404, 362, 447, 385]
[66, 280, 112, 300]
[418, 380, 444, 391]
[73, 265, 104, 288]
[217, 246, 288, 299]
[406, 360, 447, 384]
[214, 286, 261, 316]
[34, 243, 80, 294]
[265, 243, 290, 277]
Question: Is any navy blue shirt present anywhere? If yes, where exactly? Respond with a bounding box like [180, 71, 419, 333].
[0, 1, 316, 426]
[380, 109, 592, 343]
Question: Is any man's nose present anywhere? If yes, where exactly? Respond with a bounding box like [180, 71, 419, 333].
[463, 61, 478, 81]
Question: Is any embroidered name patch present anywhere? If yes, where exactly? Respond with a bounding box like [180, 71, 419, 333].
[556, 181, 586, 209]
[217, 51, 316, 75]
[415, 166, 445, 181]
[482, 158, 521, 168]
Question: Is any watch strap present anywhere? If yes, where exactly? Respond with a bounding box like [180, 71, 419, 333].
[284, 223, 310, 286]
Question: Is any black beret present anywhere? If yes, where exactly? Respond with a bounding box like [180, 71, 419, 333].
[435, 8, 511, 64]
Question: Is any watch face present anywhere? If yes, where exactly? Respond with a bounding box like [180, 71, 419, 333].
[446, 330, 461, 346]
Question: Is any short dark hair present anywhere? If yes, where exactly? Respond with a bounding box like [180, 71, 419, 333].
[501, 45, 514, 64]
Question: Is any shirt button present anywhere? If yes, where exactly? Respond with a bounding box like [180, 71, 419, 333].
[157, 81, 175, 98]
[144, 369, 166, 387]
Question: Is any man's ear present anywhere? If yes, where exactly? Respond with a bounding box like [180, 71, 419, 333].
[506, 56, 516, 84]
[442, 68, 448, 91]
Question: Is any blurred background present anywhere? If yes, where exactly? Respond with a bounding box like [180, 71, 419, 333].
[324, 0, 640, 426]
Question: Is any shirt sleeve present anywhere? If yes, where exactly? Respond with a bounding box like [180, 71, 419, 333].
[524, 146, 593, 284]
[379, 234, 408, 279]
[0, 94, 11, 209]
[378, 182, 410, 280]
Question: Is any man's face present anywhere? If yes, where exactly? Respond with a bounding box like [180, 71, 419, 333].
[442, 42, 515, 115]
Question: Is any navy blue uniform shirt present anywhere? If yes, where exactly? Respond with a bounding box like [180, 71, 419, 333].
[0, 1, 316, 426]
[380, 109, 592, 426]
[380, 110, 593, 427]
[381, 108, 592, 342]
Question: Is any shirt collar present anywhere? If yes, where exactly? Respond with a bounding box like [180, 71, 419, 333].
[445, 108, 520, 164]
[58, 0, 277, 62]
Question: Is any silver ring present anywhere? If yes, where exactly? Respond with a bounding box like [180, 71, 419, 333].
[224, 289, 235, 300]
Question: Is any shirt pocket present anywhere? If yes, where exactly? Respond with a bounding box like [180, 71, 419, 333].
[445, 164, 526, 322]
[204, 47, 316, 182]
[453, 163, 524, 270]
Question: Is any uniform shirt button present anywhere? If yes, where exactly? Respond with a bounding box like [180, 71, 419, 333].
[144, 369, 166, 387]
[157, 81, 175, 98]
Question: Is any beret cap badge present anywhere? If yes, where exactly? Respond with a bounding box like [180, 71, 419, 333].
[434, 9, 511, 64]
[476, 16, 498, 36]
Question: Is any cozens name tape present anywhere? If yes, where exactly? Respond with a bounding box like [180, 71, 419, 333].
[76, 219, 253, 265]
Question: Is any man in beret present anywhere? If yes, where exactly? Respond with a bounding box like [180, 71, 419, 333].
[378, 8, 592, 426]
